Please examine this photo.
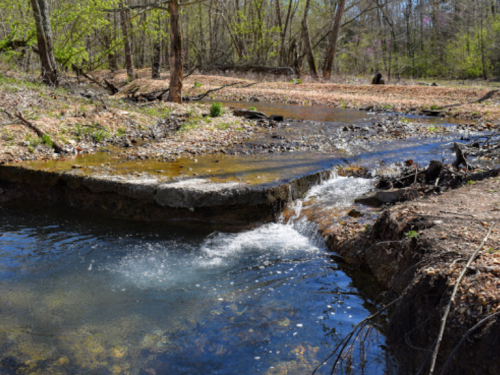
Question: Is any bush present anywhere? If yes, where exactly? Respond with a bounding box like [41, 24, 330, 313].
[210, 102, 223, 117]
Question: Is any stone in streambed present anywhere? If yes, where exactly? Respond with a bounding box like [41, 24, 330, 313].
[354, 188, 419, 207]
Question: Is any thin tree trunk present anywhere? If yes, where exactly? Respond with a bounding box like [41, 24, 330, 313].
[152, 14, 161, 79]
[301, 0, 318, 78]
[323, 0, 346, 80]
[30, 0, 58, 86]
[280, 0, 293, 65]
[168, 0, 183, 103]
[105, 13, 118, 72]
[120, 1, 134, 80]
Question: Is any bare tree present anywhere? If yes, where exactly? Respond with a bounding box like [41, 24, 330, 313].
[30, 0, 58, 85]
[301, 0, 319, 78]
[323, 0, 346, 80]
[120, 0, 134, 80]
[167, 0, 183, 103]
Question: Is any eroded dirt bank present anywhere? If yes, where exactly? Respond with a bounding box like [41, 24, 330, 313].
[325, 175, 500, 374]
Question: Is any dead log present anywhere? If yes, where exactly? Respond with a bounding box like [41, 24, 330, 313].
[232, 109, 268, 120]
[425, 160, 443, 183]
[186, 82, 241, 101]
[104, 79, 119, 95]
[3, 110, 65, 153]
[204, 65, 294, 76]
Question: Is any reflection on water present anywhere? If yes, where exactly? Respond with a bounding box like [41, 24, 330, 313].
[0, 178, 392, 375]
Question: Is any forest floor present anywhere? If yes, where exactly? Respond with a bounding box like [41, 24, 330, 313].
[2, 68, 499, 164]
[97, 68, 500, 123]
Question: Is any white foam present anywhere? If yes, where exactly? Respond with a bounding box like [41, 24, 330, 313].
[304, 176, 373, 207]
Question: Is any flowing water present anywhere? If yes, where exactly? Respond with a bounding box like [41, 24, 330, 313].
[0, 103, 488, 374]
[0, 176, 393, 375]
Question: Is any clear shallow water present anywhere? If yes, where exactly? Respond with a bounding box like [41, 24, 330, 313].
[0, 178, 390, 375]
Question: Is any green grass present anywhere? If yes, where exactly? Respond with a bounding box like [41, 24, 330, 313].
[405, 230, 419, 239]
[116, 127, 127, 137]
[25, 134, 41, 147]
[42, 134, 53, 148]
[210, 102, 223, 117]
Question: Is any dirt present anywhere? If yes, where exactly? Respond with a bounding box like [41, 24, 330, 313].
[322, 174, 500, 374]
[97, 68, 500, 123]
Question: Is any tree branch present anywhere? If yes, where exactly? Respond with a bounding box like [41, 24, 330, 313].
[428, 223, 497, 375]
[2, 110, 65, 153]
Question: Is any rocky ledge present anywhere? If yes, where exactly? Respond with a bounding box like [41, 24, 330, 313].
[0, 163, 330, 228]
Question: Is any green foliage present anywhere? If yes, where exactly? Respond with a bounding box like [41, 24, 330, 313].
[193, 81, 203, 88]
[485, 247, 498, 254]
[91, 128, 109, 142]
[405, 231, 419, 240]
[209, 102, 223, 117]
[74, 123, 109, 142]
[249, 106, 257, 111]
[466, 180, 477, 186]
[116, 127, 127, 137]
[292, 78, 302, 84]
[25, 134, 41, 147]
[42, 134, 53, 148]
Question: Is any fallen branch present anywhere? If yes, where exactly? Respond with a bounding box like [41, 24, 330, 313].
[312, 296, 402, 375]
[188, 82, 242, 101]
[428, 222, 496, 375]
[2, 110, 65, 153]
[103, 79, 120, 95]
[439, 311, 500, 375]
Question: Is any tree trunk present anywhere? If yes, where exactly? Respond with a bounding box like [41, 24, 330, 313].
[120, 1, 134, 80]
[323, 0, 346, 80]
[279, 0, 294, 66]
[168, 0, 183, 103]
[301, 0, 318, 78]
[105, 13, 118, 72]
[30, 0, 58, 86]
[152, 15, 161, 79]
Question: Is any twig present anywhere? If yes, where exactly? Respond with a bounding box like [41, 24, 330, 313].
[184, 64, 198, 79]
[439, 312, 500, 375]
[428, 222, 496, 375]
[239, 82, 259, 88]
[312, 296, 402, 375]
[2, 110, 65, 153]
[190, 82, 241, 101]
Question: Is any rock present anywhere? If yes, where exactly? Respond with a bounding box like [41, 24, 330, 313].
[269, 115, 284, 122]
[354, 188, 419, 207]
[348, 209, 363, 218]
[0, 188, 3, 195]
[72, 164, 83, 169]
[56, 356, 69, 366]
[431, 82, 439, 86]
[233, 109, 268, 120]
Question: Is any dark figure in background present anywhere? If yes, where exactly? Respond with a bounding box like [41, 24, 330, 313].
[372, 73, 385, 85]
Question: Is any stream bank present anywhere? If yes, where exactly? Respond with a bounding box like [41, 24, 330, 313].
[317, 174, 500, 374]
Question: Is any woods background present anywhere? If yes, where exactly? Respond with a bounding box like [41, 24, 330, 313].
[1, 0, 500, 82]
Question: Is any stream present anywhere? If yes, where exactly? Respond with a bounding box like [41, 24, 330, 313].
[0, 177, 393, 375]
[0, 103, 487, 375]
